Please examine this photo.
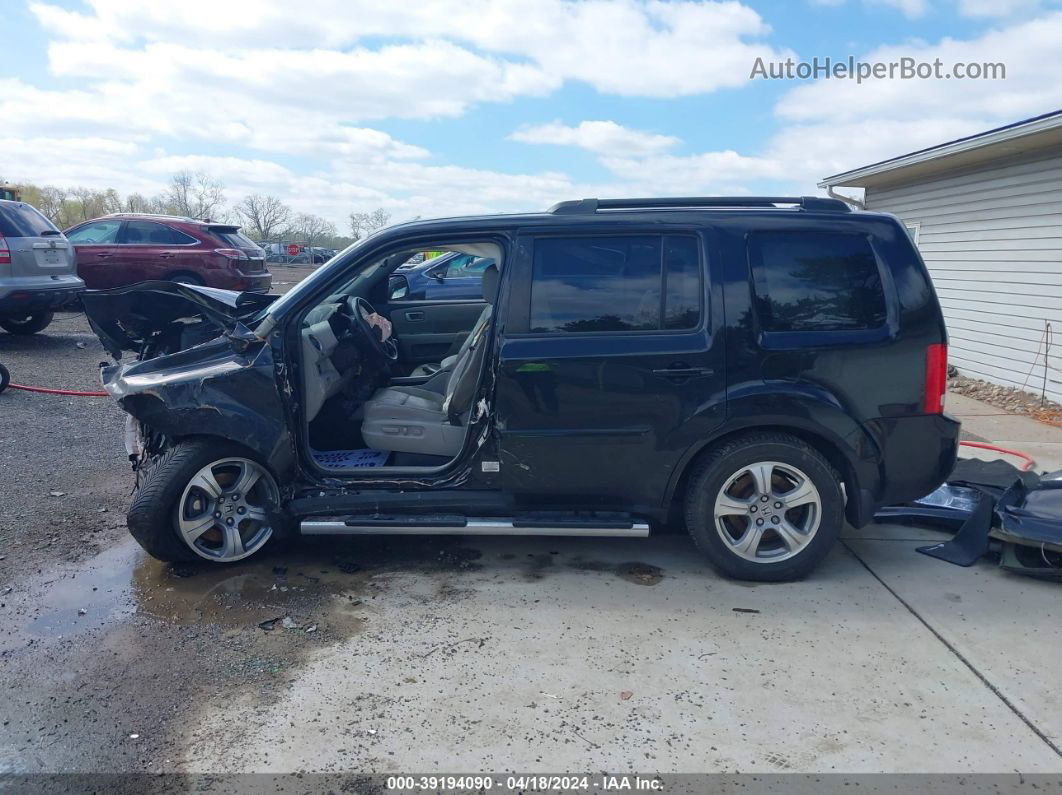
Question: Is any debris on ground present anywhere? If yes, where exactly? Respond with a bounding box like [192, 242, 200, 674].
[619, 690, 633, 700]
[732, 607, 760, 614]
[49, 491, 65, 497]
[257, 617, 281, 631]
[878, 458, 1062, 578]
[281, 617, 298, 630]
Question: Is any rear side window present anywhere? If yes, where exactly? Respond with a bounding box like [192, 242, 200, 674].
[530, 235, 702, 333]
[120, 220, 198, 245]
[748, 231, 886, 332]
[0, 202, 59, 237]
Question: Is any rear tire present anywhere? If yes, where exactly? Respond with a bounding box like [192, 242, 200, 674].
[127, 439, 284, 564]
[684, 432, 843, 582]
[0, 311, 54, 335]
[0, 363, 9, 393]
[166, 272, 205, 286]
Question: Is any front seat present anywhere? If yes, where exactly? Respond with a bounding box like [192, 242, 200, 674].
[360, 264, 498, 457]
[410, 264, 500, 377]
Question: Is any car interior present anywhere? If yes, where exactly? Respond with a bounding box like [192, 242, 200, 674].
[299, 242, 502, 473]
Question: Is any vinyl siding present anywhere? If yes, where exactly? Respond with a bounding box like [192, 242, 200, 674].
[865, 150, 1062, 404]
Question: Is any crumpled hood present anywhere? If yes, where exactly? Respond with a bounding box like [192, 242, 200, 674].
[81, 281, 278, 357]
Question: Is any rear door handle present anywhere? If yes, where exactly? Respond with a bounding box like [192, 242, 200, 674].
[95, 252, 112, 258]
[405, 311, 425, 321]
[158, 252, 175, 259]
[653, 365, 714, 379]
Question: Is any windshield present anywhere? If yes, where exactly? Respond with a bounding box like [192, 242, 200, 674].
[256, 235, 376, 318]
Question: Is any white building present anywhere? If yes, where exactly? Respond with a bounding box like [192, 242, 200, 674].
[819, 110, 1062, 403]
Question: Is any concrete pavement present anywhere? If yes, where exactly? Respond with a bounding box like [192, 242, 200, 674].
[4, 389, 1060, 775]
[948, 392, 1062, 471]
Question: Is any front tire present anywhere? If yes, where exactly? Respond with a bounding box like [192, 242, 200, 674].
[0, 311, 54, 335]
[684, 432, 843, 582]
[127, 439, 283, 563]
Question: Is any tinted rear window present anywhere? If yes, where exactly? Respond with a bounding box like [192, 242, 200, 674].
[0, 202, 59, 238]
[748, 231, 887, 332]
[212, 228, 261, 251]
[530, 234, 702, 333]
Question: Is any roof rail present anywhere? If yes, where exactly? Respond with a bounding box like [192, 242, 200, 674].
[546, 196, 852, 214]
[103, 211, 199, 222]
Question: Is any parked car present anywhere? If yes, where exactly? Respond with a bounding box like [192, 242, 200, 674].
[82, 196, 959, 581]
[0, 199, 83, 335]
[388, 251, 495, 301]
[64, 213, 271, 292]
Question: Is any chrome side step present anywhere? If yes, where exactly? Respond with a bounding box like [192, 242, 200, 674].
[300, 517, 650, 538]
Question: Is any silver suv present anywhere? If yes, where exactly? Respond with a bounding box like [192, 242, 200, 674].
[0, 200, 83, 334]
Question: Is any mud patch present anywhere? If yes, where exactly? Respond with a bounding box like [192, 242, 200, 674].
[567, 558, 665, 586]
[616, 562, 664, 586]
[523, 553, 555, 581]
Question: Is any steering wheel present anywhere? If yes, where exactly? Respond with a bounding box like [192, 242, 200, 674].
[346, 296, 398, 362]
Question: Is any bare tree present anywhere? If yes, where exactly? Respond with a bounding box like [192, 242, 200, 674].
[293, 212, 337, 250]
[124, 192, 167, 214]
[68, 187, 113, 222]
[26, 185, 67, 225]
[348, 208, 391, 240]
[165, 171, 226, 220]
[235, 194, 292, 241]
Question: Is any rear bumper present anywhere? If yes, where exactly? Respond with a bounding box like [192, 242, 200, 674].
[0, 282, 84, 315]
[234, 270, 272, 293]
[851, 412, 961, 525]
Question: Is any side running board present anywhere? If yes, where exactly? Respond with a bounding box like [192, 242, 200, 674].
[300, 517, 650, 538]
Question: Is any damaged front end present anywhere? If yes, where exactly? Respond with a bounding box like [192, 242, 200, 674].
[82, 282, 295, 478]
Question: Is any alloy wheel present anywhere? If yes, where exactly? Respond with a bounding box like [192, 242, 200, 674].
[176, 457, 279, 562]
[713, 460, 821, 563]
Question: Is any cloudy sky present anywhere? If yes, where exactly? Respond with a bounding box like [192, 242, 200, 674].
[1, 0, 1061, 227]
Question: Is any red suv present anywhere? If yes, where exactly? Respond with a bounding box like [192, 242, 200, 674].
[64, 214, 272, 292]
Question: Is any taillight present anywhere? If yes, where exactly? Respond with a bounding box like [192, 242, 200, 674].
[214, 248, 248, 260]
[924, 343, 947, 414]
[0, 235, 10, 265]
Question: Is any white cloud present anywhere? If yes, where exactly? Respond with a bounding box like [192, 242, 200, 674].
[31, 0, 791, 99]
[872, 0, 931, 17]
[806, 0, 929, 14]
[957, 0, 1043, 17]
[776, 12, 1062, 124]
[8, 0, 1062, 228]
[505, 10, 1062, 197]
[510, 121, 680, 156]
[8, 0, 797, 224]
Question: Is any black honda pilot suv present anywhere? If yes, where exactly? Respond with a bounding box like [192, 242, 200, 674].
[82, 196, 960, 581]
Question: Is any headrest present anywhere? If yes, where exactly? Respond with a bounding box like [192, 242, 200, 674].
[481, 263, 500, 304]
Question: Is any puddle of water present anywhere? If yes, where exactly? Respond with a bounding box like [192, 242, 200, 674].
[4, 535, 491, 652]
[4, 534, 668, 655]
